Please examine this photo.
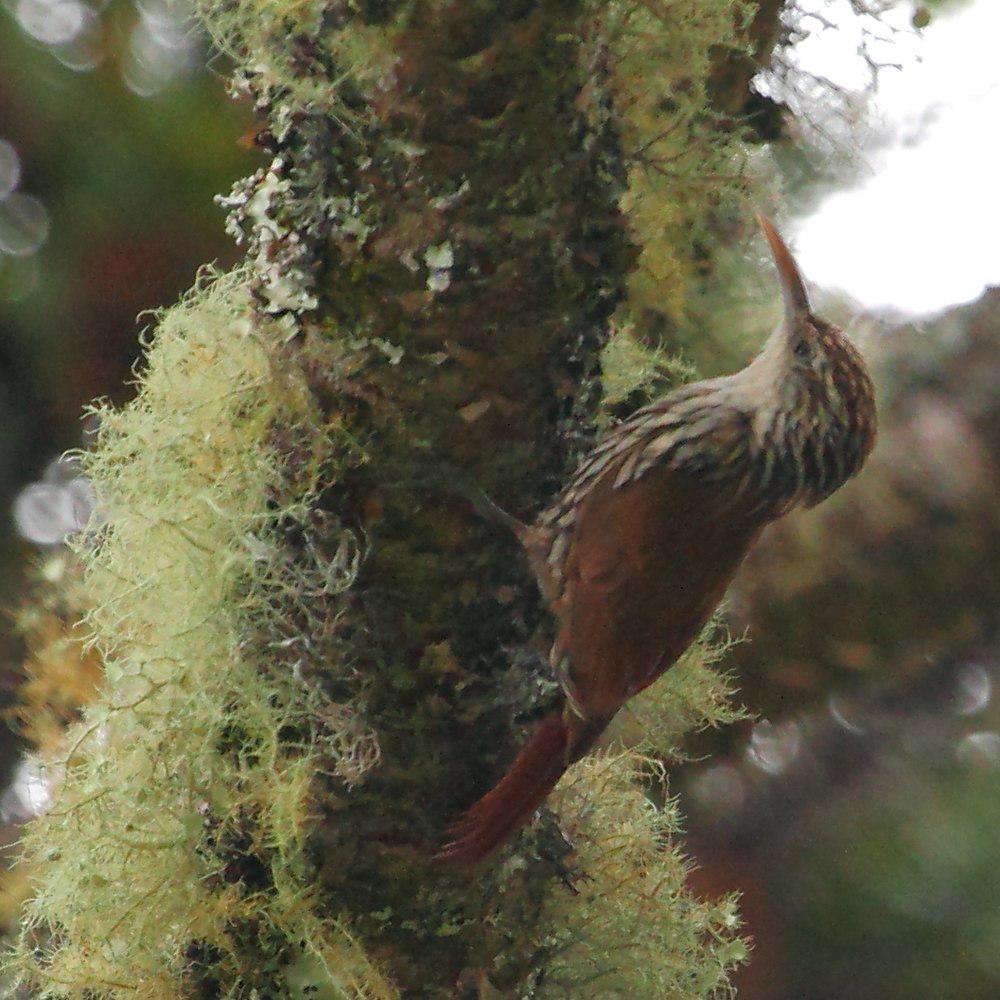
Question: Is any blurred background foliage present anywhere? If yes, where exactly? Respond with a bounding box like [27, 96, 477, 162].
[0, 0, 252, 564]
[1, 0, 998, 997]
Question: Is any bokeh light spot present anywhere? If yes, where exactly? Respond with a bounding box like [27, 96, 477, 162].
[0, 140, 21, 199]
[0, 192, 50, 257]
[13, 474, 95, 544]
[0, 758, 52, 822]
[955, 731, 1000, 767]
[746, 719, 803, 775]
[954, 663, 991, 717]
[16, 0, 88, 46]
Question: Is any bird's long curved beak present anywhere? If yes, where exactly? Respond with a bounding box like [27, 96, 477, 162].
[758, 214, 812, 323]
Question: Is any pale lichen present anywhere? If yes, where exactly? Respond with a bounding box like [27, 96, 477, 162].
[609, 619, 749, 760]
[537, 752, 747, 998]
[4, 269, 385, 998]
[194, 0, 397, 117]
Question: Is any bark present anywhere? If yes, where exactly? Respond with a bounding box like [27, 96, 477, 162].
[271, 5, 634, 990]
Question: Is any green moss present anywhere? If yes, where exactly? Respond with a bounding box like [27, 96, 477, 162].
[604, 1, 760, 354]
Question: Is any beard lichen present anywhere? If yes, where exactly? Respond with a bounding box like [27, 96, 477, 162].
[604, 0, 761, 350]
[536, 751, 747, 998]
[604, 618, 748, 763]
[4, 269, 389, 998]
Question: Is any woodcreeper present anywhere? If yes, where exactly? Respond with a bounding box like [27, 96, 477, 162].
[440, 217, 877, 864]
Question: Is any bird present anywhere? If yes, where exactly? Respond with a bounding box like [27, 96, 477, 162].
[439, 216, 877, 865]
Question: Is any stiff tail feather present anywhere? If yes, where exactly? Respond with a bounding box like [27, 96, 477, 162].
[437, 711, 570, 865]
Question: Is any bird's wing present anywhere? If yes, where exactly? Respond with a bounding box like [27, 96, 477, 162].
[555, 461, 759, 722]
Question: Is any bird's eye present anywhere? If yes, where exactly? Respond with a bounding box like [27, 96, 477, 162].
[793, 339, 810, 359]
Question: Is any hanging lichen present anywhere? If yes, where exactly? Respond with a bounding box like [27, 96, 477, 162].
[5, 271, 389, 997]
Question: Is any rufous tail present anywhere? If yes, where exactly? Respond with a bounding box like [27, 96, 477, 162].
[437, 711, 570, 865]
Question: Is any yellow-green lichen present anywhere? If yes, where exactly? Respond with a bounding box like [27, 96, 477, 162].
[606, 1, 758, 348]
[538, 751, 747, 998]
[598, 321, 698, 420]
[4, 269, 388, 998]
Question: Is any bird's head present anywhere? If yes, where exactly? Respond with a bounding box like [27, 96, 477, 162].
[754, 215, 841, 396]
[747, 215, 877, 505]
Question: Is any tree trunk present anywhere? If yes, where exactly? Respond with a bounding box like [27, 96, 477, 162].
[6, 2, 787, 996]
[261, 5, 634, 991]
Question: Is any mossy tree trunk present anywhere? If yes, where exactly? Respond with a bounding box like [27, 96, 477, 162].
[244, 6, 633, 991]
[7, 2, 788, 997]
